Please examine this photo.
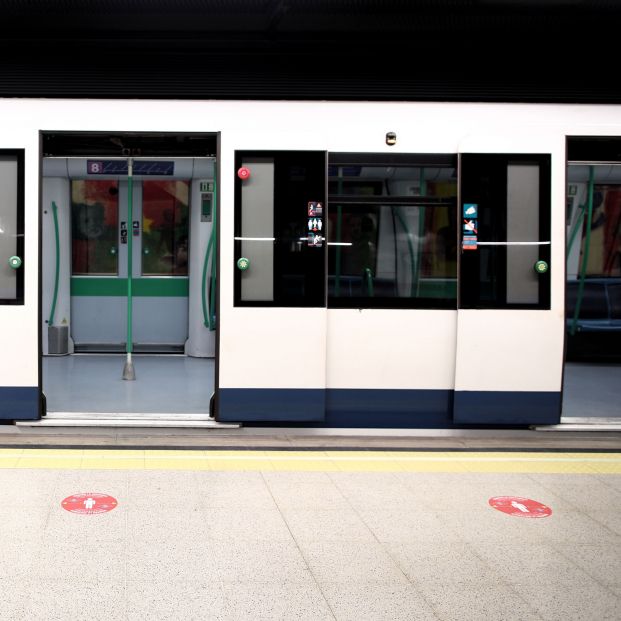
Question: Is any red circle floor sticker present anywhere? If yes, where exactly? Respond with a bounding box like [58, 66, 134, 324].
[489, 496, 552, 518]
[61, 493, 118, 515]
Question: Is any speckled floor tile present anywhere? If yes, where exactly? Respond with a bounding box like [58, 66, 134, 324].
[127, 579, 226, 621]
[512, 581, 621, 621]
[213, 541, 313, 583]
[282, 508, 376, 543]
[222, 580, 335, 620]
[299, 540, 409, 584]
[385, 542, 498, 586]
[319, 581, 438, 621]
[26, 579, 127, 621]
[266, 481, 350, 510]
[416, 582, 543, 621]
[552, 543, 621, 587]
[472, 542, 596, 586]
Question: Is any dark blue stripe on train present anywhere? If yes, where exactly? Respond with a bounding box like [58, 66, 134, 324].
[453, 390, 561, 425]
[218, 388, 561, 426]
[0, 387, 40, 420]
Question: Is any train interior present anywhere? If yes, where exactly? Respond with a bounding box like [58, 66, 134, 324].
[563, 139, 621, 423]
[40, 133, 219, 423]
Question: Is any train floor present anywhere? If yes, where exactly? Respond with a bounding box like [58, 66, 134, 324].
[0, 448, 619, 620]
[42, 354, 215, 414]
[562, 361, 621, 419]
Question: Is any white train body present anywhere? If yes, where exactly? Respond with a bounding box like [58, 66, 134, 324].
[0, 99, 617, 427]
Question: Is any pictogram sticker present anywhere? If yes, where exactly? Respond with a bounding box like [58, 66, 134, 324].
[489, 496, 552, 518]
[61, 493, 118, 515]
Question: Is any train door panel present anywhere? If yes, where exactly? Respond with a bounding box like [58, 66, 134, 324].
[453, 153, 561, 424]
[0, 150, 36, 419]
[70, 177, 189, 350]
[218, 151, 327, 422]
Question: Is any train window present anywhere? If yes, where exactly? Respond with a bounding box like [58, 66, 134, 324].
[459, 154, 551, 309]
[327, 154, 458, 309]
[142, 180, 189, 276]
[71, 180, 119, 276]
[234, 151, 326, 307]
[0, 151, 24, 305]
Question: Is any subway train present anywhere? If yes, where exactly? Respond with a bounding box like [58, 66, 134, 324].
[0, 99, 619, 428]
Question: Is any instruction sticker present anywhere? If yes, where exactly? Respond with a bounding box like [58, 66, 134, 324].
[463, 203, 478, 218]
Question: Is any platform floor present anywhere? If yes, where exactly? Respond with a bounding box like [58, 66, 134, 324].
[0, 448, 619, 621]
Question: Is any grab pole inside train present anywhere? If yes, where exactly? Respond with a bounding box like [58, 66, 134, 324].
[122, 158, 135, 380]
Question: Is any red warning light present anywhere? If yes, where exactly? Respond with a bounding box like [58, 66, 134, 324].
[237, 167, 251, 180]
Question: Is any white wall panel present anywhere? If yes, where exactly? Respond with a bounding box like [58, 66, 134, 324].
[326, 310, 457, 390]
[454, 310, 564, 392]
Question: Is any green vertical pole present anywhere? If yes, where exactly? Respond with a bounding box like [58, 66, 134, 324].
[570, 165, 595, 337]
[48, 201, 61, 326]
[123, 158, 136, 380]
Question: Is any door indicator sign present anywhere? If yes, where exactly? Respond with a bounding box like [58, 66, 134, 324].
[462, 203, 478, 251]
[463, 203, 478, 218]
[489, 496, 552, 518]
[62, 493, 118, 515]
[307, 202, 323, 247]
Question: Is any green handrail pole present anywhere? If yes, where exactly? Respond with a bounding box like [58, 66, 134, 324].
[570, 166, 595, 336]
[567, 202, 587, 257]
[363, 267, 374, 297]
[123, 158, 136, 380]
[48, 201, 61, 326]
[202, 177, 218, 330]
[202, 229, 214, 327]
[209, 177, 217, 328]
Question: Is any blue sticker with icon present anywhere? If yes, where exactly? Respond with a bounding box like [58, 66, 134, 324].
[463, 203, 478, 218]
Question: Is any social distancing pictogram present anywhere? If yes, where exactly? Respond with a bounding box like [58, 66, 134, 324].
[61, 493, 118, 515]
[489, 496, 552, 518]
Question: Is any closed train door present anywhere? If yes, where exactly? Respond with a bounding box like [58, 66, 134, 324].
[70, 171, 190, 352]
[453, 153, 561, 425]
[217, 150, 327, 422]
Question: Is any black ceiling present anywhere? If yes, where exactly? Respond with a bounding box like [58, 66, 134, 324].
[1, 1, 621, 101]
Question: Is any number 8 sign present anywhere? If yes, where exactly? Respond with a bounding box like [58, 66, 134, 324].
[87, 161, 103, 174]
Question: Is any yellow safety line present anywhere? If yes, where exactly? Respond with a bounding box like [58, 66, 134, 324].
[0, 449, 619, 473]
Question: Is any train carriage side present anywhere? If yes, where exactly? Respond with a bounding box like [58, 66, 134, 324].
[0, 100, 614, 427]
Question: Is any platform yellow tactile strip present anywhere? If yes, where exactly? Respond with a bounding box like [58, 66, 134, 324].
[0, 449, 619, 473]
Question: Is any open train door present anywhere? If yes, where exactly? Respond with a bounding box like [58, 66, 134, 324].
[0, 150, 39, 420]
[453, 153, 562, 425]
[217, 151, 327, 422]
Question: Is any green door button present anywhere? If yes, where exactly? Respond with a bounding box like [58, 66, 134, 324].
[236, 257, 250, 271]
[8, 256, 22, 269]
[534, 260, 548, 274]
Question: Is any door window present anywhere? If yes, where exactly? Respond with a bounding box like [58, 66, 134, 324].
[234, 151, 326, 307]
[71, 180, 119, 275]
[327, 154, 458, 308]
[459, 154, 551, 309]
[0, 151, 24, 304]
[141, 180, 189, 276]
